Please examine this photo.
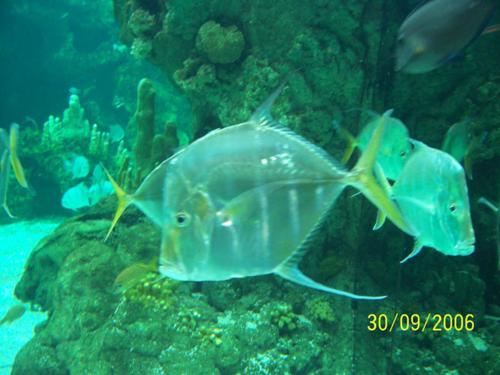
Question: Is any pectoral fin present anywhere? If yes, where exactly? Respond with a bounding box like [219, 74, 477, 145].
[400, 241, 423, 263]
[463, 153, 473, 180]
[275, 264, 386, 300]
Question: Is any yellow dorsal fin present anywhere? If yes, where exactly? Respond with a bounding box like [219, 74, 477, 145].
[348, 114, 412, 234]
[102, 164, 132, 240]
[9, 124, 28, 189]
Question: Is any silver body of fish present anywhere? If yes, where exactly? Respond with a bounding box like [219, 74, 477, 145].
[396, 0, 496, 73]
[392, 141, 475, 262]
[105, 88, 410, 300]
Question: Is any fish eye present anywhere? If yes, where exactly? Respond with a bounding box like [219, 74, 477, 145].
[400, 150, 407, 157]
[175, 212, 191, 227]
[449, 203, 457, 213]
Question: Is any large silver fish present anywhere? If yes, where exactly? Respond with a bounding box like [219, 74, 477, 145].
[0, 123, 28, 217]
[390, 141, 475, 262]
[105, 88, 409, 300]
[396, 0, 497, 74]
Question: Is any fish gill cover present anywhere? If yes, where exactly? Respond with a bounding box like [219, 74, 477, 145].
[0, 0, 499, 374]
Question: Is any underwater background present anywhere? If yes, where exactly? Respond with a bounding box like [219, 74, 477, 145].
[0, 0, 499, 374]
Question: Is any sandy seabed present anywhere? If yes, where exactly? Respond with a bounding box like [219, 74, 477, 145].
[0, 220, 61, 375]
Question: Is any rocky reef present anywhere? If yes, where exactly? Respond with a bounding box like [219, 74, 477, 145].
[8, 0, 500, 374]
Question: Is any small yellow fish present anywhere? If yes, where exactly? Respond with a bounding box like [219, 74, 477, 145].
[0, 304, 26, 325]
[113, 258, 158, 293]
[0, 123, 29, 217]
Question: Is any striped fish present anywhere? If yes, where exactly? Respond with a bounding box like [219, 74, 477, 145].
[0, 123, 29, 218]
[104, 86, 410, 300]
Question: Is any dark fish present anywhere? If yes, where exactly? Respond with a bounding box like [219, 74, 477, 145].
[0, 304, 26, 325]
[396, 0, 497, 74]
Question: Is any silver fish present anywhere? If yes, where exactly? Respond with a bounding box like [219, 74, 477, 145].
[104, 87, 409, 300]
[396, 0, 496, 74]
[391, 141, 475, 262]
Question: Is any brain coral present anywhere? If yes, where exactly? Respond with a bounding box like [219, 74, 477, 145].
[196, 20, 245, 64]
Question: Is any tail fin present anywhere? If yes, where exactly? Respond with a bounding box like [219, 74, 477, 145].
[102, 164, 132, 240]
[9, 124, 28, 189]
[346, 114, 411, 234]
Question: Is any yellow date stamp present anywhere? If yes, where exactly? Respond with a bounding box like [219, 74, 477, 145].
[367, 313, 475, 333]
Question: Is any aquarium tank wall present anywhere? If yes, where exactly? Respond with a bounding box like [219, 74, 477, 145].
[0, 0, 499, 374]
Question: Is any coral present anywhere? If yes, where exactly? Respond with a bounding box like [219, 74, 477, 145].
[128, 9, 156, 37]
[175, 309, 201, 333]
[267, 303, 298, 333]
[196, 20, 245, 64]
[305, 298, 335, 323]
[130, 37, 153, 59]
[88, 124, 111, 159]
[41, 95, 90, 150]
[123, 273, 178, 311]
[198, 325, 223, 346]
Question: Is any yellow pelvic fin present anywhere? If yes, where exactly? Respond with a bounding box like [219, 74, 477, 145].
[9, 124, 28, 189]
[372, 164, 390, 230]
[333, 122, 358, 165]
[463, 153, 473, 180]
[102, 164, 132, 240]
[348, 114, 412, 234]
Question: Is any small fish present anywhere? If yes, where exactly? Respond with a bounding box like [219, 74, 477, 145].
[0, 123, 29, 217]
[0, 304, 26, 325]
[478, 197, 499, 271]
[64, 155, 90, 180]
[390, 141, 475, 262]
[335, 110, 412, 180]
[109, 124, 124, 143]
[61, 182, 90, 211]
[442, 119, 477, 178]
[113, 258, 158, 293]
[396, 0, 497, 74]
[103, 85, 410, 300]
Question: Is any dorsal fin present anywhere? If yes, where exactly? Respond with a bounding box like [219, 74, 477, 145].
[250, 81, 287, 125]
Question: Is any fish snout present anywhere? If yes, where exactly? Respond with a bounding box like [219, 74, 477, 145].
[159, 260, 188, 281]
[453, 239, 475, 255]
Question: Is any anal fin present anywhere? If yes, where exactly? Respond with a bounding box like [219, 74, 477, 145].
[275, 265, 386, 300]
[400, 241, 424, 263]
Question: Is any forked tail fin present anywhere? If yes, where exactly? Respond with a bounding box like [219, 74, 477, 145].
[346, 113, 412, 234]
[102, 164, 132, 240]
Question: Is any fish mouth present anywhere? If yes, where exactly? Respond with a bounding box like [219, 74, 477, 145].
[158, 261, 188, 281]
[454, 240, 475, 255]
